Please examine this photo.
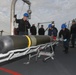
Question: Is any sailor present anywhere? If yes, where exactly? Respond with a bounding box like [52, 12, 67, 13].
[38, 25, 45, 35]
[48, 24, 53, 36]
[59, 24, 70, 54]
[14, 13, 31, 35]
[30, 24, 37, 35]
[52, 24, 58, 38]
[70, 20, 76, 48]
[48, 24, 57, 51]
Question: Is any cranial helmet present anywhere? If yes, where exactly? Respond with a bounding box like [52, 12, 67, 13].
[61, 24, 67, 29]
[23, 13, 29, 17]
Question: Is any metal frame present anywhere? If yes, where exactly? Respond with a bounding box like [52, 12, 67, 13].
[0, 41, 58, 63]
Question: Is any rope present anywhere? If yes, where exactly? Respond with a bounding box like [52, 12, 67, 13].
[18, 2, 25, 18]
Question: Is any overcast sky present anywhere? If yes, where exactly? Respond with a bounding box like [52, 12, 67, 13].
[0, 0, 76, 35]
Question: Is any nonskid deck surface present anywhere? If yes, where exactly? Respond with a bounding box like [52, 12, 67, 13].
[0, 46, 76, 75]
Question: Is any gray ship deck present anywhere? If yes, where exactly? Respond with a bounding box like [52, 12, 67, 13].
[0, 45, 76, 75]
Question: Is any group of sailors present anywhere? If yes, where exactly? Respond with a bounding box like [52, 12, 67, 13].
[14, 13, 76, 54]
[30, 24, 45, 35]
[14, 13, 46, 35]
[48, 20, 76, 54]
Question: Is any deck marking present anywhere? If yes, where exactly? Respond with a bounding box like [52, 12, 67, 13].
[0, 67, 22, 75]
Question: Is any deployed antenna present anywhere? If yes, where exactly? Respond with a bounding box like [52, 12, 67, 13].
[10, 0, 31, 35]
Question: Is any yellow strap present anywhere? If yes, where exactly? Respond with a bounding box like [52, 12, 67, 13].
[25, 35, 31, 47]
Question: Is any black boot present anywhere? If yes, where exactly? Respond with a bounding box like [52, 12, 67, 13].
[70, 46, 74, 48]
[65, 48, 68, 54]
[53, 44, 56, 51]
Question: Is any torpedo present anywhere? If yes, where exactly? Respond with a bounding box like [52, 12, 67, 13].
[0, 35, 52, 53]
[0, 35, 57, 63]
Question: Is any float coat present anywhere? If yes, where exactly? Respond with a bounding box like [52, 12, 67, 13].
[0, 35, 51, 53]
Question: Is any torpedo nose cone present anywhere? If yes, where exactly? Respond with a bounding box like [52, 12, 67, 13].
[0, 36, 14, 53]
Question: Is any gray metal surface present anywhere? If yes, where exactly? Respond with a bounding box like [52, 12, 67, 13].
[34, 35, 51, 45]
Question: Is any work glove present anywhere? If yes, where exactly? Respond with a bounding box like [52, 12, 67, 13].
[14, 14, 17, 18]
[63, 39, 67, 42]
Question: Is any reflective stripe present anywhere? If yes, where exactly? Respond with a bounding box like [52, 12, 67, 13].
[28, 35, 37, 46]
[25, 35, 31, 47]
